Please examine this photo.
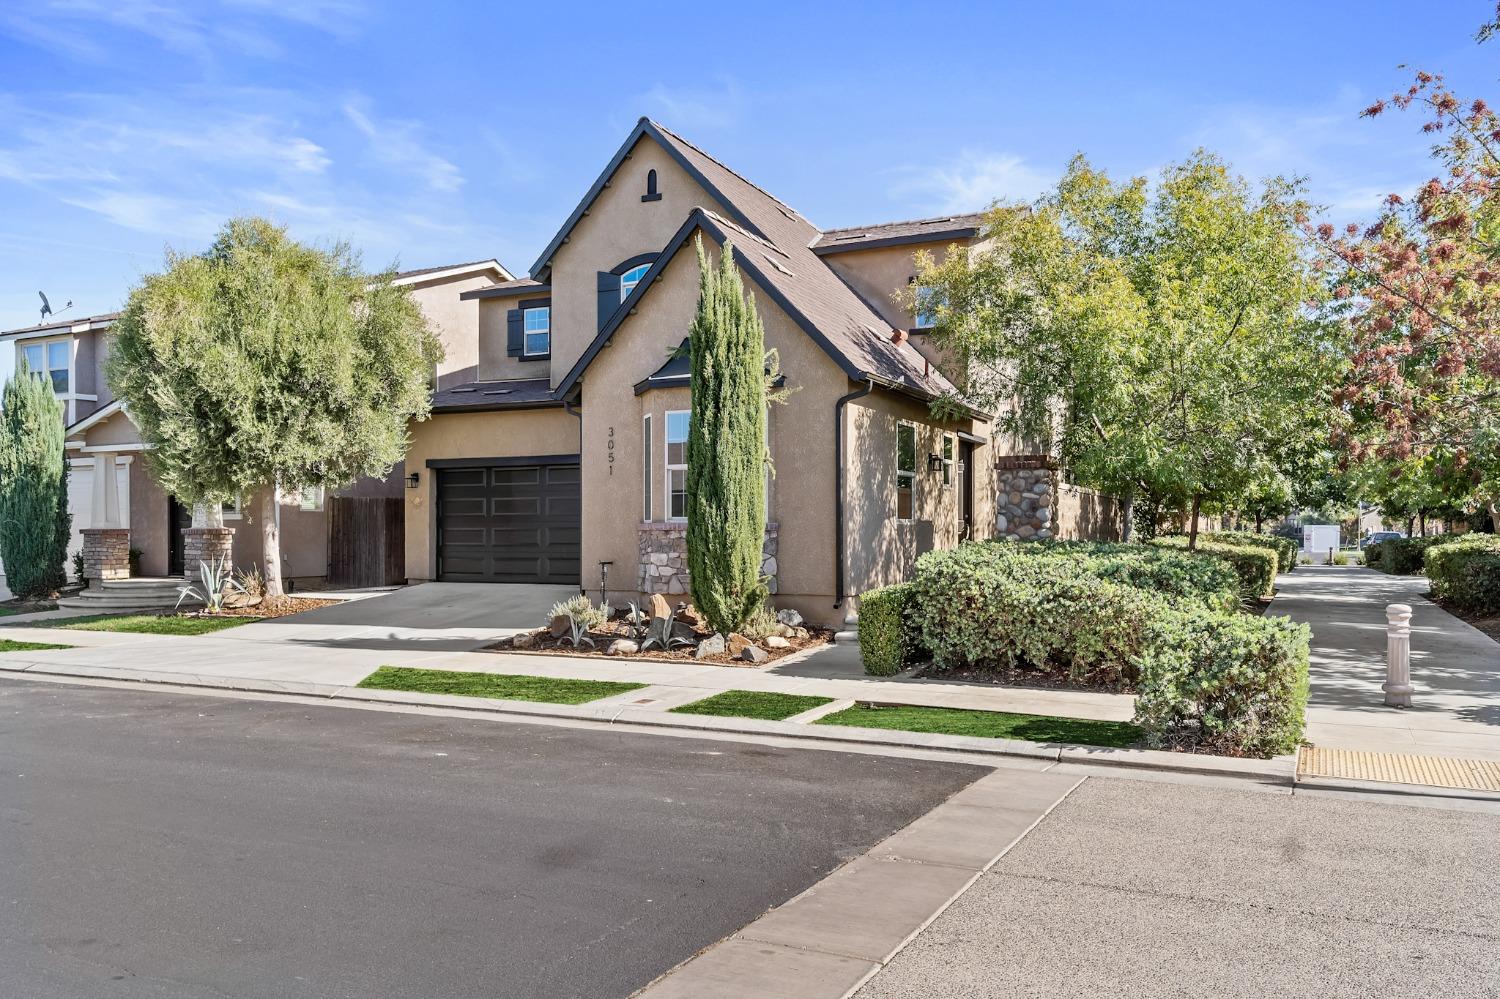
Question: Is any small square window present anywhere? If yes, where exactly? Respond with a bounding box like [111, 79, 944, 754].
[915, 285, 939, 329]
[523, 306, 550, 356]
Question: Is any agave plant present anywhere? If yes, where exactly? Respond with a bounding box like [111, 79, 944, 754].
[176, 556, 245, 613]
[640, 614, 692, 652]
[623, 602, 649, 641]
[548, 594, 608, 649]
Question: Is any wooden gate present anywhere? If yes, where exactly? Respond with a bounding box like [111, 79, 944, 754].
[327, 497, 405, 588]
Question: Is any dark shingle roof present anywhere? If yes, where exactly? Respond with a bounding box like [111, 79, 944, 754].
[648, 122, 958, 400]
[1, 311, 120, 338]
[430, 378, 560, 413]
[458, 278, 551, 301]
[811, 213, 986, 254]
[392, 259, 508, 281]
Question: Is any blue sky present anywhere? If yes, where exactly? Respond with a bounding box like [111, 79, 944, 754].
[1, 1, 1495, 330]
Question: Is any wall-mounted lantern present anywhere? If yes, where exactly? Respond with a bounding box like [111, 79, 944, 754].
[405, 471, 420, 489]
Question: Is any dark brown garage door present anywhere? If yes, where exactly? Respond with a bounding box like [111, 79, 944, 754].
[435, 460, 581, 584]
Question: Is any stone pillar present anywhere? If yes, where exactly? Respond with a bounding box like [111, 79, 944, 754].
[1383, 603, 1414, 708]
[181, 527, 235, 577]
[994, 456, 1056, 540]
[637, 522, 780, 597]
[81, 528, 131, 582]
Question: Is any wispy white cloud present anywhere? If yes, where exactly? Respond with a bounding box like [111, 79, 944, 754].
[343, 99, 464, 193]
[888, 151, 1056, 215]
[636, 78, 748, 132]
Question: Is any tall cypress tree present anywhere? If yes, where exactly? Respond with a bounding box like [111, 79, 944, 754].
[0, 362, 71, 599]
[686, 236, 768, 635]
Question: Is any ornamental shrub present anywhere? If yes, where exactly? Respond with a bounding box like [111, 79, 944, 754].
[1133, 608, 1309, 757]
[1425, 535, 1500, 615]
[0, 364, 71, 599]
[858, 583, 918, 676]
[1204, 531, 1298, 574]
[1004, 539, 1240, 611]
[1150, 536, 1276, 600]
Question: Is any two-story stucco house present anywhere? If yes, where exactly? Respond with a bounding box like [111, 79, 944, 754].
[0, 260, 511, 594]
[401, 118, 1115, 628]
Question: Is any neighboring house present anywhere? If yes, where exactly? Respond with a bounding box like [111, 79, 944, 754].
[0, 260, 511, 588]
[402, 118, 1124, 626]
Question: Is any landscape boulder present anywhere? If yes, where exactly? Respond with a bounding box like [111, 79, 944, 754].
[694, 633, 727, 659]
[548, 614, 570, 638]
[775, 608, 804, 628]
[740, 645, 769, 664]
[606, 639, 640, 656]
[764, 635, 791, 650]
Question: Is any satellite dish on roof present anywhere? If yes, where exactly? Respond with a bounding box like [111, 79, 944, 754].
[38, 291, 72, 324]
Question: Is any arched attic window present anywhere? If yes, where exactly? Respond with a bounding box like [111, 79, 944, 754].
[641, 169, 661, 202]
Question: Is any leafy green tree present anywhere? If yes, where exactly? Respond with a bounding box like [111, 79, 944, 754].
[0, 362, 70, 598]
[107, 218, 442, 598]
[916, 152, 1339, 547]
[686, 237, 769, 634]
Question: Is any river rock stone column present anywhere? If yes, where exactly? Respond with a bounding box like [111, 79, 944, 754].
[181, 527, 235, 577]
[994, 456, 1056, 540]
[638, 522, 780, 596]
[1383, 602, 1414, 708]
[81, 528, 131, 582]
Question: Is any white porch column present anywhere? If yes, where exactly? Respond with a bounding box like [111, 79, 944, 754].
[191, 502, 225, 529]
[91, 451, 122, 528]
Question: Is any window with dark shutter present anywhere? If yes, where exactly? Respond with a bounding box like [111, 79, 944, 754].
[597, 271, 620, 332]
[506, 309, 523, 357]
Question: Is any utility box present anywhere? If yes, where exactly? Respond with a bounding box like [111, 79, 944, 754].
[1302, 524, 1341, 562]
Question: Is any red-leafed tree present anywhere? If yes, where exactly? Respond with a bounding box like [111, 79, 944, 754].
[1310, 25, 1500, 524]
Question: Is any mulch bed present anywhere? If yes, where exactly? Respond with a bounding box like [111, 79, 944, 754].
[485, 615, 832, 667]
[212, 596, 344, 620]
[0, 599, 59, 615]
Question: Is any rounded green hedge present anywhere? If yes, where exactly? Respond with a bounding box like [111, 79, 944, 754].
[857, 583, 917, 677]
[1425, 535, 1500, 614]
[1150, 536, 1276, 600]
[1203, 531, 1299, 574]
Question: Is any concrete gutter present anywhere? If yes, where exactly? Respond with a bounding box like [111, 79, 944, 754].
[0, 660, 1296, 786]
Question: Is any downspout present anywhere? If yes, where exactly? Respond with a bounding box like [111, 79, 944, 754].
[834, 377, 876, 610]
[564, 395, 584, 596]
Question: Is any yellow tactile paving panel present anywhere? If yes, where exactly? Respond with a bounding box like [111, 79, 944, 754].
[1298, 746, 1500, 792]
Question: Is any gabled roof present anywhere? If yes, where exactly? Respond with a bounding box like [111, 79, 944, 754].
[811, 212, 986, 255]
[2, 311, 119, 339]
[390, 259, 513, 285]
[64, 399, 125, 439]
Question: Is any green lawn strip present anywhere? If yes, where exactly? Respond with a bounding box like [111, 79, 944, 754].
[0, 639, 73, 652]
[357, 666, 646, 705]
[670, 689, 835, 721]
[0, 608, 17, 618]
[39, 614, 259, 636]
[816, 703, 1143, 749]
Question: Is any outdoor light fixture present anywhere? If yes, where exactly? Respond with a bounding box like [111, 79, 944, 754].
[405, 472, 420, 489]
[927, 453, 944, 473]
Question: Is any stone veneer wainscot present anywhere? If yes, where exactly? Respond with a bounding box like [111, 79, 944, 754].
[638, 521, 779, 596]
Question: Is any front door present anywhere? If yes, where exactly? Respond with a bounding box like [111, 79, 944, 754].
[958, 441, 975, 541]
[168, 498, 193, 575]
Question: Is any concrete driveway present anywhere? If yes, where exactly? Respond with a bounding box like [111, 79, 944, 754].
[222, 581, 577, 652]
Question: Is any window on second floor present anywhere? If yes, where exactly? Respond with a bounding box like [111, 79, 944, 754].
[21, 338, 69, 394]
[914, 285, 939, 329]
[621, 263, 652, 302]
[523, 306, 551, 356]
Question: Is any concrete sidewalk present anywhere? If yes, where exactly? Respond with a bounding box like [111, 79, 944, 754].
[1271, 565, 1500, 761]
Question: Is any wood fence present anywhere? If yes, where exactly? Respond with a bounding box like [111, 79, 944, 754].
[327, 497, 404, 588]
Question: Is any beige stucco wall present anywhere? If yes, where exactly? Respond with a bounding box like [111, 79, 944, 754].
[403, 407, 581, 581]
[1054, 482, 1126, 542]
[478, 295, 552, 382]
[575, 240, 851, 626]
[843, 389, 994, 596]
[225, 489, 330, 585]
[407, 272, 498, 390]
[545, 136, 727, 388]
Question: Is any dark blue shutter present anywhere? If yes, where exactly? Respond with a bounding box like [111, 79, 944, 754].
[597, 271, 620, 331]
[506, 309, 523, 357]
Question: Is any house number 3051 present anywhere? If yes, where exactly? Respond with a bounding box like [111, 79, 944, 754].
[607, 425, 615, 475]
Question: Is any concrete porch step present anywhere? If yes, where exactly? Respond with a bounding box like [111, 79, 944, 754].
[58, 577, 201, 612]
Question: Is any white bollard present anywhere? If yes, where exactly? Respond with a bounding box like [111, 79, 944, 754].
[1383, 603, 1413, 708]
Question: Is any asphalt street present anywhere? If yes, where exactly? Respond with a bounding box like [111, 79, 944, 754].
[858, 776, 1500, 998]
[0, 677, 984, 998]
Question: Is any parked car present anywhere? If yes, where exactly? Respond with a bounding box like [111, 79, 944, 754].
[1360, 531, 1403, 549]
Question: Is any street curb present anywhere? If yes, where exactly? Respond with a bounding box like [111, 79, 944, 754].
[0, 660, 1295, 785]
[1293, 772, 1500, 802]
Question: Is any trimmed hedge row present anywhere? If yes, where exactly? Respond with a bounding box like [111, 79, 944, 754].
[1426, 535, 1500, 615]
[1203, 531, 1299, 575]
[866, 541, 1309, 756]
[1022, 539, 1241, 612]
[1365, 534, 1462, 575]
[1150, 536, 1277, 600]
[857, 582, 917, 676]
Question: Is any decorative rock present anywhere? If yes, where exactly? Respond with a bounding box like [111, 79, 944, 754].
[727, 632, 752, 657]
[774, 623, 795, 638]
[775, 608, 803, 628]
[672, 620, 697, 641]
[607, 639, 640, 656]
[676, 604, 704, 627]
[764, 635, 791, 649]
[548, 614, 571, 638]
[511, 632, 536, 650]
[694, 633, 726, 659]
[792, 627, 810, 640]
[647, 593, 673, 621]
[740, 645, 769, 663]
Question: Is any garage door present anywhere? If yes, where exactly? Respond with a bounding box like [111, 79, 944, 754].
[436, 461, 581, 584]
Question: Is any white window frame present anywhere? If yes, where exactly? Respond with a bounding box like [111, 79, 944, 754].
[941, 433, 955, 488]
[914, 284, 938, 329]
[665, 409, 689, 522]
[18, 335, 76, 420]
[621, 264, 651, 302]
[522, 305, 551, 357]
[221, 496, 244, 520]
[896, 422, 917, 522]
[284, 485, 324, 512]
[642, 413, 653, 522]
